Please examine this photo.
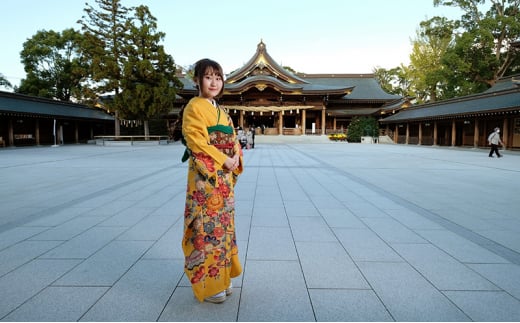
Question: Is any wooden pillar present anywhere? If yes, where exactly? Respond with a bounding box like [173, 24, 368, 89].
[451, 120, 456, 146]
[321, 107, 326, 135]
[394, 124, 398, 143]
[418, 123, 422, 145]
[8, 118, 14, 146]
[405, 123, 410, 144]
[473, 119, 479, 148]
[35, 119, 40, 145]
[278, 111, 283, 135]
[433, 121, 438, 145]
[333, 117, 337, 131]
[115, 110, 120, 137]
[75, 121, 79, 143]
[302, 109, 306, 135]
[239, 111, 244, 129]
[502, 119, 508, 149]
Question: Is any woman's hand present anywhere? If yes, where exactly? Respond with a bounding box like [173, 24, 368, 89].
[224, 154, 240, 171]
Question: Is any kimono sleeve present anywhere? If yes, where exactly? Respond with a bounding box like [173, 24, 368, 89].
[183, 103, 228, 184]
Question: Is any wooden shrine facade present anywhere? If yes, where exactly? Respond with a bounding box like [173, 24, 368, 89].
[171, 41, 404, 135]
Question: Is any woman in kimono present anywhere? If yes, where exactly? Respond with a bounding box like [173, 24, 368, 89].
[181, 59, 243, 303]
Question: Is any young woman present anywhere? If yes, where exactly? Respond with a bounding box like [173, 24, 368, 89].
[181, 58, 243, 303]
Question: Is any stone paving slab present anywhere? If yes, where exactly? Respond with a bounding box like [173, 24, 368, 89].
[1, 138, 520, 321]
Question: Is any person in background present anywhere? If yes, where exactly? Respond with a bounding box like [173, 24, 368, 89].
[180, 58, 243, 303]
[487, 127, 504, 158]
[250, 126, 255, 148]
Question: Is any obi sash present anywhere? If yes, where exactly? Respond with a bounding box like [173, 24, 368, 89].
[181, 112, 235, 162]
[207, 124, 235, 158]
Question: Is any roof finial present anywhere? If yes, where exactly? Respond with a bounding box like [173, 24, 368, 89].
[258, 39, 265, 51]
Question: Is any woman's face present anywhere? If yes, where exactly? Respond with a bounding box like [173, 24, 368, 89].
[198, 68, 223, 99]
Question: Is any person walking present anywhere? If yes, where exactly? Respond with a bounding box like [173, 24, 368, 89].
[179, 58, 243, 303]
[488, 127, 504, 158]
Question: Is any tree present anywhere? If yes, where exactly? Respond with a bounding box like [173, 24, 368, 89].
[17, 29, 86, 101]
[0, 73, 12, 90]
[379, 1, 520, 101]
[78, 0, 134, 135]
[116, 5, 182, 136]
[408, 17, 455, 102]
[434, 0, 520, 96]
[373, 64, 414, 98]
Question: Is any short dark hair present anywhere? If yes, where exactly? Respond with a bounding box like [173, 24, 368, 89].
[193, 58, 225, 97]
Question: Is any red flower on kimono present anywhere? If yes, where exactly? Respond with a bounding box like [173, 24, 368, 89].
[191, 266, 205, 284]
[193, 152, 215, 173]
[207, 209, 218, 218]
[220, 213, 231, 226]
[192, 190, 206, 204]
[208, 265, 220, 278]
[213, 226, 225, 239]
[218, 182, 230, 198]
[193, 234, 205, 250]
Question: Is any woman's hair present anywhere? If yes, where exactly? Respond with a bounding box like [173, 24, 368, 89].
[193, 58, 225, 97]
[171, 58, 224, 142]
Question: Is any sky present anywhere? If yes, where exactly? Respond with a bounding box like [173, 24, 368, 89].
[0, 0, 466, 90]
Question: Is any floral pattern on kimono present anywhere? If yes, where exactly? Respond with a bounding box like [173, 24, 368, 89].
[181, 97, 243, 302]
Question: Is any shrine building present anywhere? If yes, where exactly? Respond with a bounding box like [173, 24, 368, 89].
[172, 40, 405, 135]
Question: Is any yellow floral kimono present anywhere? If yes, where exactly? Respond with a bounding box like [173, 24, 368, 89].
[181, 97, 243, 302]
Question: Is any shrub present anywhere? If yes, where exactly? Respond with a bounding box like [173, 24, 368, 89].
[346, 116, 379, 142]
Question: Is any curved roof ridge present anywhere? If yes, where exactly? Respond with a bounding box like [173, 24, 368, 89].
[225, 75, 303, 92]
[226, 40, 308, 85]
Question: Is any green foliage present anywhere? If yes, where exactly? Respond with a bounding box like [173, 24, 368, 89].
[374, 62, 418, 99]
[380, 0, 520, 101]
[434, 0, 520, 95]
[0, 73, 12, 89]
[78, 0, 182, 136]
[115, 5, 182, 121]
[78, 0, 133, 101]
[408, 17, 454, 102]
[17, 28, 86, 101]
[346, 116, 379, 142]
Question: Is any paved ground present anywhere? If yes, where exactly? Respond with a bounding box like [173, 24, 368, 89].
[1, 136, 520, 322]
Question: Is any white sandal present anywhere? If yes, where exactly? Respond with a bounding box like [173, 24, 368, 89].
[226, 282, 233, 296]
[204, 291, 226, 304]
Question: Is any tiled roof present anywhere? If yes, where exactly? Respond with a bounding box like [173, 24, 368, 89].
[298, 75, 401, 100]
[381, 82, 520, 123]
[0, 91, 114, 120]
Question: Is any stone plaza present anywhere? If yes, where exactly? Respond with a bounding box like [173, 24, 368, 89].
[1, 137, 520, 321]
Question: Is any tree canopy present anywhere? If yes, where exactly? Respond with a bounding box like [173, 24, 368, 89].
[77, 0, 181, 135]
[17, 28, 85, 101]
[375, 0, 520, 102]
[116, 5, 182, 121]
[0, 73, 12, 90]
